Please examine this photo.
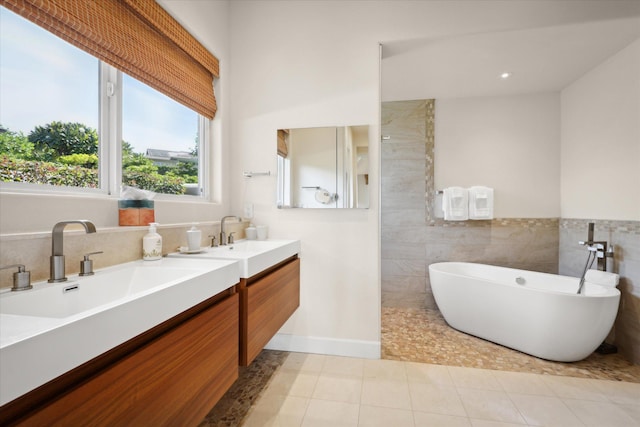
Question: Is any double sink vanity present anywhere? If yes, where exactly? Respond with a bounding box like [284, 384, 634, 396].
[0, 238, 300, 426]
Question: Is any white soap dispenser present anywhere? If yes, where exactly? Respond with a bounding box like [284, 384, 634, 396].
[143, 222, 162, 261]
[186, 222, 202, 252]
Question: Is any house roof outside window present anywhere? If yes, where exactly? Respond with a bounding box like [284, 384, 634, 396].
[145, 148, 197, 165]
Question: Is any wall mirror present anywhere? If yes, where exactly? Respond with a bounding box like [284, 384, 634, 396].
[277, 125, 369, 209]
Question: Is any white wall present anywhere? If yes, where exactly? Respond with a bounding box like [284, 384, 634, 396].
[561, 38, 640, 220]
[228, 1, 381, 357]
[434, 93, 561, 218]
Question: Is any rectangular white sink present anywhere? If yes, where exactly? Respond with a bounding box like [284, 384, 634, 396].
[0, 257, 240, 406]
[2, 264, 220, 319]
[169, 239, 300, 278]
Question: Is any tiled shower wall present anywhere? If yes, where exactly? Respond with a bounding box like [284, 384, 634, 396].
[381, 100, 558, 310]
[381, 100, 429, 309]
[423, 219, 559, 308]
[560, 219, 640, 364]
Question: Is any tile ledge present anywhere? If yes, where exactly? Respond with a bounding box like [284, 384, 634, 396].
[0, 220, 248, 241]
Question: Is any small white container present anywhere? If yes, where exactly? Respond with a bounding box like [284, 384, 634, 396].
[143, 222, 162, 260]
[245, 226, 257, 240]
[186, 223, 201, 251]
[256, 225, 268, 240]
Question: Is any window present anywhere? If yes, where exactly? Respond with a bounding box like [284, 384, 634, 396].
[0, 7, 208, 198]
[0, 9, 100, 190]
[122, 74, 202, 196]
[276, 154, 292, 208]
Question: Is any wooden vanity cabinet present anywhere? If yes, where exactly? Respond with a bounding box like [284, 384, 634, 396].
[240, 255, 300, 366]
[2, 288, 239, 427]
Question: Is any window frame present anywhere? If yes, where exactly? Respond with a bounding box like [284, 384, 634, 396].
[0, 61, 211, 201]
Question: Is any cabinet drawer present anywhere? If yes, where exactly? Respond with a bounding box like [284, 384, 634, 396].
[241, 257, 300, 366]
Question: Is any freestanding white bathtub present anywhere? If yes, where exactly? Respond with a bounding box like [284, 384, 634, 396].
[428, 262, 621, 362]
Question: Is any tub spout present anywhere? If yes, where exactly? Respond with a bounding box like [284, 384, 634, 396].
[577, 223, 615, 294]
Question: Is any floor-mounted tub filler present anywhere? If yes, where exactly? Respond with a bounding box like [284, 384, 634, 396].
[428, 262, 620, 362]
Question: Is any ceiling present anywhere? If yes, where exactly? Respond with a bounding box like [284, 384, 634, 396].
[381, 16, 640, 101]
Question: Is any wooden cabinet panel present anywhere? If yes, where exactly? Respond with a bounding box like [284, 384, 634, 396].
[240, 257, 300, 366]
[14, 293, 239, 427]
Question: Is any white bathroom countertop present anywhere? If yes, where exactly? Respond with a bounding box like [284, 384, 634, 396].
[0, 257, 240, 406]
[168, 239, 301, 278]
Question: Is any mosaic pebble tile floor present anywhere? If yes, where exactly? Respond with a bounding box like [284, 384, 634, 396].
[382, 307, 640, 383]
[199, 350, 290, 426]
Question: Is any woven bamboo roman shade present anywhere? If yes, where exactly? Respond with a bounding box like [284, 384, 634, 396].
[2, 0, 219, 119]
[277, 129, 289, 158]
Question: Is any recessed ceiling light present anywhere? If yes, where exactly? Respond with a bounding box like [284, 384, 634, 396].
[500, 72, 512, 79]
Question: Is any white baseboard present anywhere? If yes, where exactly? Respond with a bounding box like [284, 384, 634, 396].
[264, 333, 381, 359]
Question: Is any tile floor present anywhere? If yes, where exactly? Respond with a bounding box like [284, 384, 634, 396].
[201, 307, 640, 426]
[241, 352, 640, 426]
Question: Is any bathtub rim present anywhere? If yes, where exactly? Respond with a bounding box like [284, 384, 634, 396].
[428, 261, 620, 298]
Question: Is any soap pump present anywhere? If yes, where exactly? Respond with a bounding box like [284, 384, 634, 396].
[143, 222, 162, 261]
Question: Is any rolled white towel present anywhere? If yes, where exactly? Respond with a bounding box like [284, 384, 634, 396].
[585, 269, 619, 288]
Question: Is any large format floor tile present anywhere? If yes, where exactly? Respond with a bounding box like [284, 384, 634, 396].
[200, 305, 640, 425]
[235, 352, 640, 427]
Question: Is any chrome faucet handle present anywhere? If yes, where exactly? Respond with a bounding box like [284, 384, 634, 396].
[228, 232, 235, 244]
[579, 240, 605, 249]
[209, 234, 218, 247]
[80, 251, 103, 276]
[606, 245, 614, 257]
[1, 264, 32, 291]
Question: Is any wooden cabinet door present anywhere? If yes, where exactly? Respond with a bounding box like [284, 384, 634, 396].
[242, 258, 300, 366]
[17, 293, 239, 427]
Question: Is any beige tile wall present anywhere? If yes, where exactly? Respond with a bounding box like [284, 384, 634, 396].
[381, 100, 558, 310]
[381, 100, 428, 310]
[424, 219, 559, 309]
[0, 220, 248, 289]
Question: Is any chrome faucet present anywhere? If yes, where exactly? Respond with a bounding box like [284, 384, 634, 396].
[578, 222, 613, 272]
[219, 216, 240, 246]
[577, 222, 614, 294]
[49, 220, 97, 283]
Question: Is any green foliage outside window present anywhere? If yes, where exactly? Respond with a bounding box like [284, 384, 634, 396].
[0, 156, 99, 187]
[0, 128, 34, 160]
[0, 122, 198, 194]
[28, 122, 98, 161]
